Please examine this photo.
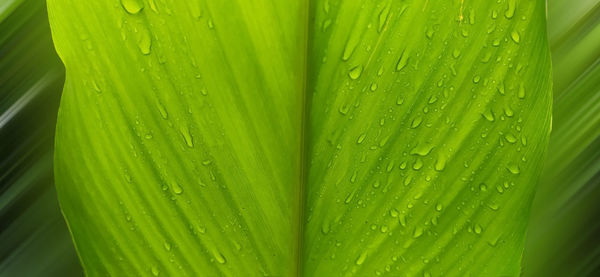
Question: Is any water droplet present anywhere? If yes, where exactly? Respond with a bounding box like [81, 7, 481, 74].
[396, 49, 410, 71]
[151, 265, 159, 276]
[355, 252, 367, 265]
[378, 3, 391, 32]
[157, 102, 168, 119]
[399, 214, 407, 227]
[504, 133, 517, 143]
[138, 29, 152, 55]
[390, 208, 399, 218]
[505, 0, 516, 19]
[396, 96, 404, 105]
[510, 30, 520, 43]
[435, 155, 446, 171]
[213, 250, 227, 264]
[338, 103, 349, 115]
[370, 83, 378, 91]
[507, 164, 520, 174]
[474, 224, 483, 234]
[435, 203, 443, 211]
[497, 82, 506, 95]
[479, 183, 488, 191]
[92, 80, 102, 93]
[413, 159, 423, 170]
[344, 190, 356, 204]
[170, 180, 183, 194]
[518, 84, 525, 99]
[163, 242, 171, 251]
[121, 0, 144, 14]
[473, 75, 481, 84]
[410, 144, 434, 156]
[180, 126, 194, 147]
[413, 227, 424, 238]
[411, 116, 423, 128]
[349, 65, 363, 80]
[482, 109, 495, 122]
[357, 133, 367, 144]
[342, 35, 359, 61]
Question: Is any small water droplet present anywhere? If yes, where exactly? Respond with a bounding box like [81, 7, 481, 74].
[510, 30, 520, 43]
[410, 144, 434, 156]
[479, 183, 488, 191]
[180, 126, 194, 147]
[413, 227, 424, 238]
[170, 180, 183, 194]
[474, 224, 483, 234]
[482, 109, 495, 122]
[370, 83, 378, 91]
[411, 116, 423, 128]
[504, 133, 517, 143]
[507, 164, 520, 174]
[518, 84, 526, 99]
[138, 29, 152, 55]
[151, 265, 160, 276]
[413, 158, 423, 170]
[435, 155, 446, 171]
[378, 3, 391, 32]
[357, 133, 367, 144]
[355, 252, 367, 265]
[213, 250, 226, 264]
[157, 102, 168, 119]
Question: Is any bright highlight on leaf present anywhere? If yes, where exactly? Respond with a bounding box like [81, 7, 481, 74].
[47, 0, 551, 276]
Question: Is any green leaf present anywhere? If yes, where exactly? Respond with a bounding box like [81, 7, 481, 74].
[0, 0, 80, 275]
[523, 0, 600, 275]
[47, 0, 552, 276]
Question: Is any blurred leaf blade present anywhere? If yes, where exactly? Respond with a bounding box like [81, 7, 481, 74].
[0, 0, 80, 275]
[523, 0, 600, 276]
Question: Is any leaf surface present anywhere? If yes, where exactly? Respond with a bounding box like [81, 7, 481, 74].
[47, 0, 552, 276]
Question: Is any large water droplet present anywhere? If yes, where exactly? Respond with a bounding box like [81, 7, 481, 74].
[505, 0, 516, 19]
[121, 0, 144, 14]
[349, 65, 363, 80]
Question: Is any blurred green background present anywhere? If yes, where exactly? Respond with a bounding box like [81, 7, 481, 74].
[0, 0, 598, 276]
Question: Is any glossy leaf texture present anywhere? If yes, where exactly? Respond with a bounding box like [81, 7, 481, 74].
[47, 0, 552, 276]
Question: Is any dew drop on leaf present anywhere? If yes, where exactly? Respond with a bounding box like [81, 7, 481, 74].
[396, 50, 409, 71]
[169, 181, 183, 194]
[411, 116, 423, 128]
[348, 65, 363, 80]
[151, 265, 159, 276]
[507, 164, 520, 174]
[355, 252, 367, 265]
[121, 0, 144, 14]
[505, 0, 516, 19]
[180, 126, 194, 148]
[511, 30, 520, 43]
